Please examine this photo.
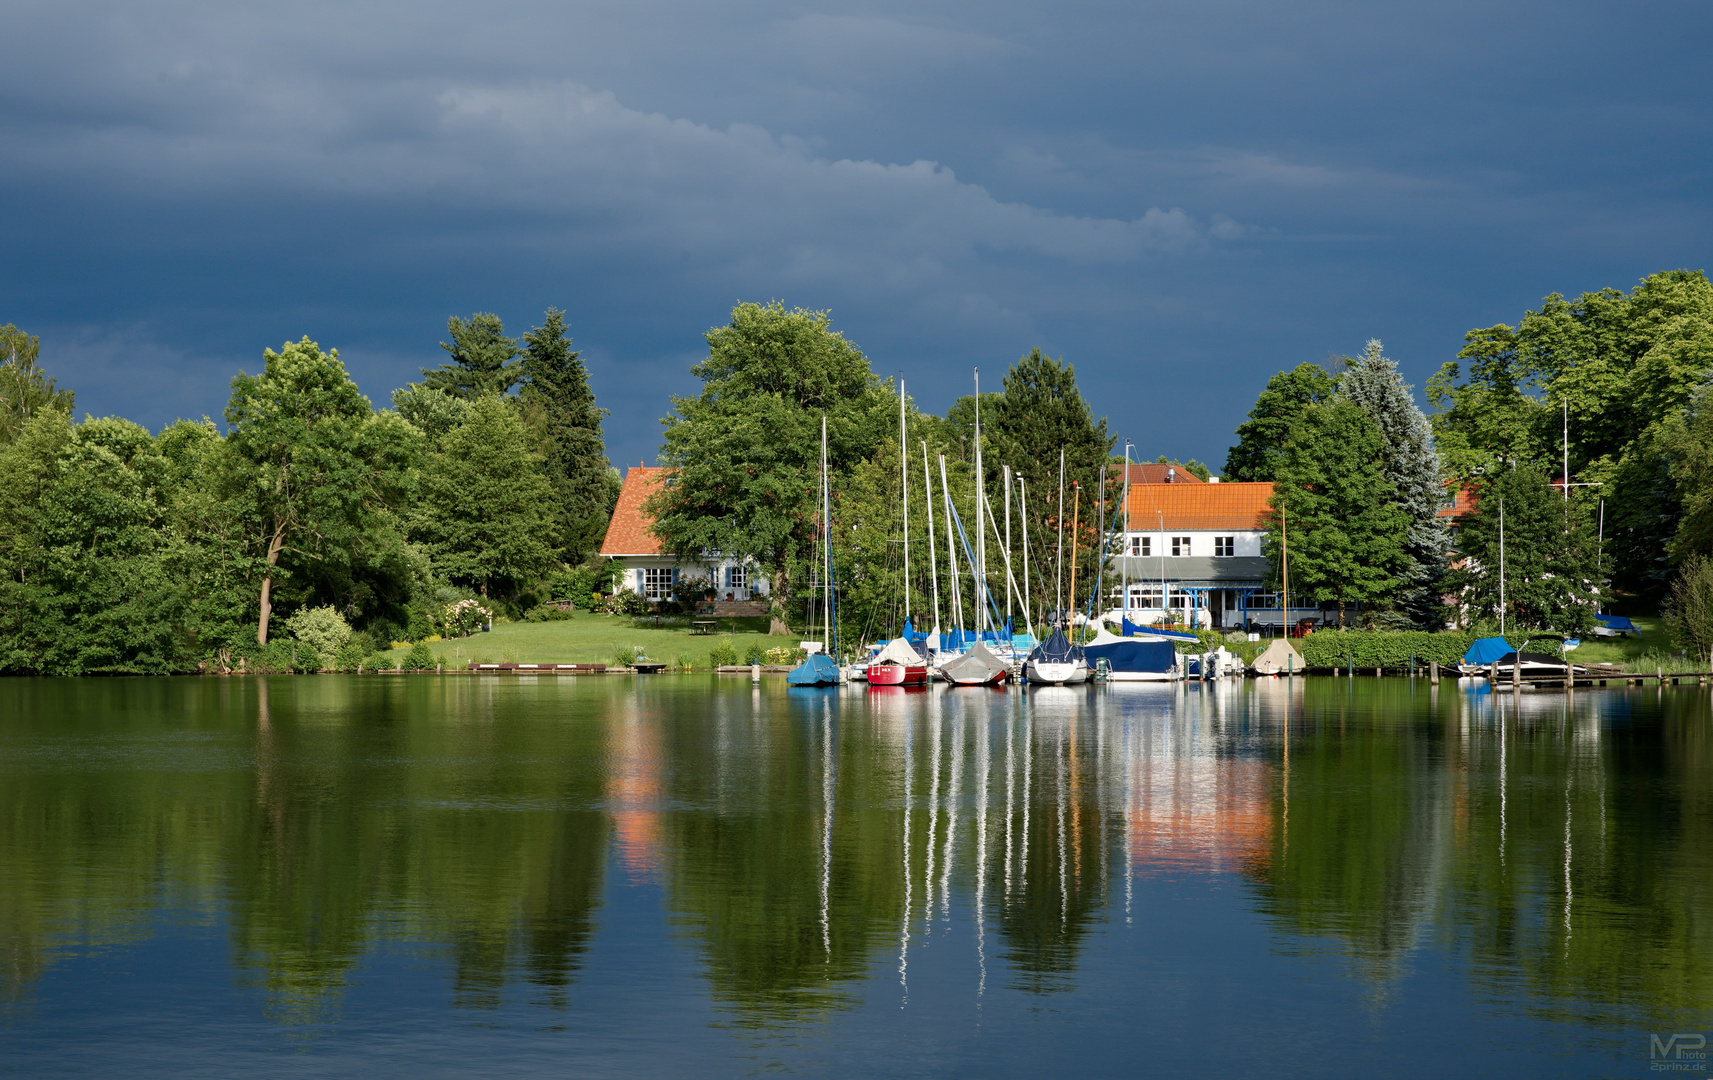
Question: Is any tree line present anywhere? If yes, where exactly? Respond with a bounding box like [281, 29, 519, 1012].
[0, 311, 618, 674]
[1224, 268, 1713, 640]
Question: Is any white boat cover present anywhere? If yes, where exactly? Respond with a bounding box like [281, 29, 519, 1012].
[871, 636, 924, 667]
[941, 641, 1007, 683]
[1251, 639, 1304, 675]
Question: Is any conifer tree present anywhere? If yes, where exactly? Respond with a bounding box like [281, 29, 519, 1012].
[1266, 400, 1408, 627]
[420, 313, 522, 399]
[520, 309, 616, 562]
[1339, 339, 1451, 629]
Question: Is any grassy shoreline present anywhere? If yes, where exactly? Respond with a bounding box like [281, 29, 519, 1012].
[414, 613, 801, 669]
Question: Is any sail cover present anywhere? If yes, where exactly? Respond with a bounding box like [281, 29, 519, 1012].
[1029, 627, 1083, 664]
[871, 636, 925, 667]
[1251, 638, 1303, 674]
[1083, 632, 1175, 674]
[786, 653, 841, 685]
[942, 641, 1007, 683]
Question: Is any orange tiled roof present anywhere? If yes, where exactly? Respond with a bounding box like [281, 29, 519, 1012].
[599, 465, 667, 556]
[1436, 480, 1479, 519]
[1120, 462, 1205, 485]
[1126, 482, 1273, 531]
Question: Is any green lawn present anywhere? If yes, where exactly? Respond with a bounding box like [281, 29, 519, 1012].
[413, 613, 802, 669]
[1566, 614, 1684, 670]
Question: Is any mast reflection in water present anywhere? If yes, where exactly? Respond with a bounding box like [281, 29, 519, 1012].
[0, 675, 1708, 1077]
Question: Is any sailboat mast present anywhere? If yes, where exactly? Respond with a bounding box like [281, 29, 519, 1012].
[822, 414, 832, 653]
[901, 379, 910, 626]
[1018, 475, 1034, 635]
[939, 454, 964, 641]
[1003, 464, 1013, 631]
[923, 441, 942, 644]
[1055, 447, 1065, 625]
[974, 368, 987, 634]
[1096, 459, 1106, 626]
[1068, 482, 1081, 632]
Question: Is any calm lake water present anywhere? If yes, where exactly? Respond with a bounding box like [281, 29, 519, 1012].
[0, 675, 1708, 1078]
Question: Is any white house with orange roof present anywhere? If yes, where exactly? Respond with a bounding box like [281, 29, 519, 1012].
[1108, 474, 1324, 630]
[598, 464, 769, 604]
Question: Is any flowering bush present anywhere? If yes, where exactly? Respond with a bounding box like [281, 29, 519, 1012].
[442, 599, 492, 638]
[285, 606, 352, 662]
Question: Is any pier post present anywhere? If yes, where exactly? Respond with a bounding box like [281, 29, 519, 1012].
[751, 662, 761, 684]
[1430, 660, 1439, 684]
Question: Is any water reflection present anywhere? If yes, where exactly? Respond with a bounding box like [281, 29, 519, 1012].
[0, 675, 1709, 1043]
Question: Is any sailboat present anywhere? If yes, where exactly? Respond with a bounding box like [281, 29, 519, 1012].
[941, 639, 1009, 686]
[787, 416, 841, 686]
[1025, 626, 1088, 685]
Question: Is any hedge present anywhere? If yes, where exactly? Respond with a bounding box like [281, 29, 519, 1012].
[1296, 630, 1479, 672]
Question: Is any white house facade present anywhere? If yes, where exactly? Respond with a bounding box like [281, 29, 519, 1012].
[598, 466, 771, 604]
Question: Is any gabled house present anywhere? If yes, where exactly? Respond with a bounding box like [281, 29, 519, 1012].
[1107, 478, 1318, 630]
[598, 465, 768, 603]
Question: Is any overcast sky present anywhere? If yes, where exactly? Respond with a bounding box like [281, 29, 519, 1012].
[3, 0, 1708, 470]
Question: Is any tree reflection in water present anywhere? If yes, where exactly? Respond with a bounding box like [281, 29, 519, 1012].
[0, 673, 1708, 1038]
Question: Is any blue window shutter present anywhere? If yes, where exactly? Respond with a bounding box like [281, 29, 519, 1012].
[635, 569, 644, 592]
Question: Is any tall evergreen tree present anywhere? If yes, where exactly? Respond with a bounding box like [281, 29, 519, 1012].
[0, 324, 74, 444]
[420, 313, 522, 399]
[1266, 401, 1408, 627]
[1339, 340, 1451, 629]
[983, 349, 1115, 615]
[1224, 363, 1340, 481]
[519, 309, 617, 562]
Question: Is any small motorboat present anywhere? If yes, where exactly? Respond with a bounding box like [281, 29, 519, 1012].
[940, 640, 1009, 686]
[1081, 627, 1180, 682]
[867, 636, 929, 686]
[1025, 627, 1088, 686]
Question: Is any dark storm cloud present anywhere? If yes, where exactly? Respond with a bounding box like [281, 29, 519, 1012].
[1, 0, 1708, 468]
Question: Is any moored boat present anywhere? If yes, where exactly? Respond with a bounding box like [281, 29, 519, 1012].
[867, 636, 929, 686]
[940, 640, 1009, 686]
[1081, 627, 1179, 681]
[1025, 627, 1088, 685]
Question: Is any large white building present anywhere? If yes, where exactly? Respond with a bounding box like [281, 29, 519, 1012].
[1108, 467, 1311, 630]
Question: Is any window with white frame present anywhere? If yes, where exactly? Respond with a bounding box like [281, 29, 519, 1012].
[643, 567, 675, 599]
[1129, 536, 1151, 557]
[1249, 590, 1280, 608]
[1128, 585, 1162, 609]
[1214, 536, 1235, 557]
[725, 564, 748, 591]
[1172, 536, 1191, 556]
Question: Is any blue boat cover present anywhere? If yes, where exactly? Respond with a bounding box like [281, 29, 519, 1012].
[1462, 637, 1514, 666]
[1083, 638, 1176, 674]
[786, 653, 841, 686]
[1029, 627, 1084, 664]
[1595, 614, 1635, 631]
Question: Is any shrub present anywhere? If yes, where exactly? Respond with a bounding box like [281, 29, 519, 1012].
[366, 652, 396, 671]
[675, 653, 696, 672]
[441, 598, 492, 637]
[402, 641, 438, 671]
[524, 604, 575, 622]
[708, 642, 739, 668]
[743, 643, 766, 666]
[333, 642, 367, 672]
[764, 646, 805, 666]
[285, 606, 352, 662]
[599, 590, 648, 616]
[611, 645, 641, 669]
[390, 640, 412, 650]
[292, 645, 323, 674]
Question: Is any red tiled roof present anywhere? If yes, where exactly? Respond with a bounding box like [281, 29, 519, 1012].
[1436, 481, 1479, 519]
[1120, 463, 1206, 485]
[599, 466, 667, 556]
[1126, 482, 1273, 531]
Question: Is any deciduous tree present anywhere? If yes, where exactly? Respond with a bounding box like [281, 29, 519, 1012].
[649, 302, 892, 633]
[1224, 363, 1340, 482]
[0, 324, 74, 444]
[412, 394, 556, 598]
[1450, 466, 1598, 635]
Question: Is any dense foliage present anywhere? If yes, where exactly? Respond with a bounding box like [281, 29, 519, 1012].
[0, 311, 617, 674]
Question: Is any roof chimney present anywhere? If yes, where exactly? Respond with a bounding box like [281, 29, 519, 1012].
[1166, 467, 1177, 483]
[1209, 476, 1220, 483]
